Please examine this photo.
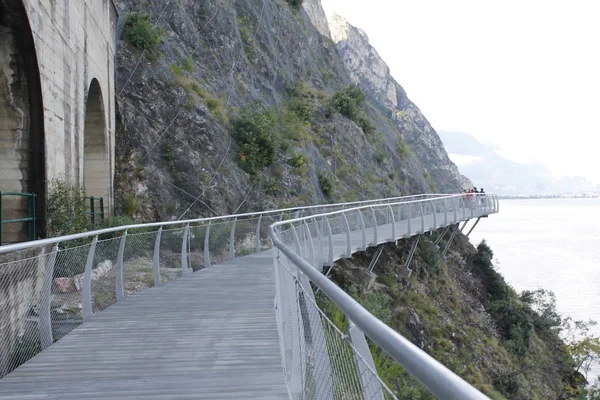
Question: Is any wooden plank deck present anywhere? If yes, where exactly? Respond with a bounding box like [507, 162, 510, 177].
[0, 251, 288, 399]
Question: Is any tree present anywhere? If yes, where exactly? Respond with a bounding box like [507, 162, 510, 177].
[562, 318, 600, 380]
[520, 288, 562, 332]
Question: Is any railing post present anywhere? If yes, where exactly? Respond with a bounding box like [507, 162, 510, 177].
[100, 197, 105, 223]
[153, 227, 163, 286]
[324, 217, 334, 266]
[181, 224, 190, 276]
[444, 198, 448, 226]
[388, 205, 396, 242]
[453, 197, 459, 223]
[116, 230, 127, 301]
[83, 235, 98, 322]
[291, 223, 302, 257]
[358, 210, 367, 251]
[430, 200, 437, 231]
[204, 221, 211, 268]
[39, 244, 58, 349]
[255, 215, 262, 253]
[314, 217, 325, 269]
[341, 212, 352, 257]
[347, 321, 384, 400]
[370, 207, 378, 245]
[407, 203, 412, 237]
[384, 205, 390, 225]
[89, 196, 95, 227]
[418, 202, 425, 233]
[304, 220, 316, 267]
[229, 217, 237, 260]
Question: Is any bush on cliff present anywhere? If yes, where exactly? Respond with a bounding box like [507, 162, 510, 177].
[231, 108, 277, 174]
[124, 12, 164, 55]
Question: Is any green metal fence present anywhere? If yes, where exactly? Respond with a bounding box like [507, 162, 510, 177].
[86, 196, 105, 227]
[0, 192, 36, 245]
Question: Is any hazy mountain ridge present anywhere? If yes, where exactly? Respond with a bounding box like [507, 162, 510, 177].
[439, 130, 599, 196]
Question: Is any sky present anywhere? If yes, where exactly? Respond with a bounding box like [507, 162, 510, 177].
[320, 0, 600, 184]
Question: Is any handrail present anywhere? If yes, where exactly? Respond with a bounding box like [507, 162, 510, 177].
[269, 193, 497, 399]
[0, 193, 445, 253]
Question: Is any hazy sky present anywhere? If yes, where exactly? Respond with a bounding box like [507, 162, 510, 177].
[320, 0, 600, 184]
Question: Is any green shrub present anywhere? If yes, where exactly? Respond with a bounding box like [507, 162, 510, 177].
[265, 177, 283, 196]
[317, 172, 334, 199]
[170, 63, 184, 76]
[471, 241, 511, 303]
[284, 0, 303, 10]
[46, 179, 89, 238]
[373, 148, 387, 164]
[124, 12, 164, 55]
[358, 116, 375, 137]
[416, 238, 444, 276]
[331, 85, 365, 120]
[286, 82, 315, 122]
[279, 108, 312, 143]
[287, 153, 309, 176]
[489, 299, 534, 356]
[121, 192, 139, 218]
[397, 138, 411, 160]
[231, 109, 277, 174]
[184, 55, 194, 72]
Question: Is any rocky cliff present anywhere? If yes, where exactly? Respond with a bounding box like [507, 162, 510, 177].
[113, 0, 455, 221]
[327, 13, 472, 192]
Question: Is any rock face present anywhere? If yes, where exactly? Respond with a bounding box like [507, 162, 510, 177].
[112, 0, 458, 221]
[327, 13, 471, 192]
[302, 0, 330, 38]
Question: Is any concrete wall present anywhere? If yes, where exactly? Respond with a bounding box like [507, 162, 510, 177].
[0, 0, 117, 242]
[26, 0, 117, 206]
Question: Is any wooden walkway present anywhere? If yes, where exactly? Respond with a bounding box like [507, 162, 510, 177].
[0, 251, 288, 399]
[0, 204, 489, 399]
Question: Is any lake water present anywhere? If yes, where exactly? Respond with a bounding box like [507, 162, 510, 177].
[469, 198, 600, 382]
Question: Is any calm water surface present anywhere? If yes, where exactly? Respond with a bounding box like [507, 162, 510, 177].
[470, 198, 600, 381]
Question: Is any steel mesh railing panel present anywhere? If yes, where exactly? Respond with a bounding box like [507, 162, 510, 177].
[275, 252, 397, 400]
[188, 224, 208, 271]
[0, 250, 52, 378]
[208, 220, 235, 264]
[159, 227, 187, 282]
[122, 231, 159, 294]
[90, 237, 120, 313]
[52, 244, 91, 338]
[233, 217, 260, 257]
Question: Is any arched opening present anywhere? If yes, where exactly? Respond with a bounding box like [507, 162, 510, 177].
[83, 79, 109, 217]
[0, 0, 45, 243]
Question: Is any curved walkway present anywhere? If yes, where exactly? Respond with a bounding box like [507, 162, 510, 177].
[0, 195, 497, 399]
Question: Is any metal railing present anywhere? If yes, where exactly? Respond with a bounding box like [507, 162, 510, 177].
[0, 193, 445, 378]
[0, 192, 499, 399]
[86, 196, 105, 227]
[0, 192, 37, 245]
[269, 193, 498, 400]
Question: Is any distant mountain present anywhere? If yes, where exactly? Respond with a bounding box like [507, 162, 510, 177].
[438, 131, 597, 195]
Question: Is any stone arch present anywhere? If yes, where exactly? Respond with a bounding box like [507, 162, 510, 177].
[83, 78, 110, 214]
[0, 0, 45, 243]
